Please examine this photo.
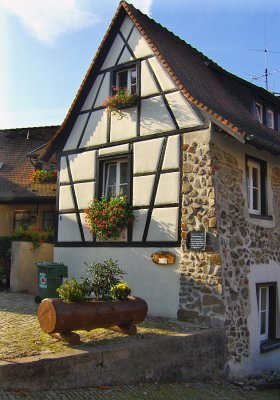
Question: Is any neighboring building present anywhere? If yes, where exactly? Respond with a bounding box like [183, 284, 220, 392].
[0, 126, 58, 236]
[40, 2, 280, 377]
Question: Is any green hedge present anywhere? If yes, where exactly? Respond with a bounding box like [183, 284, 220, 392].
[0, 236, 12, 262]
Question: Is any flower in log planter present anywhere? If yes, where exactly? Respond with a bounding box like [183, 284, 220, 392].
[37, 259, 148, 344]
[84, 196, 134, 241]
[102, 87, 139, 118]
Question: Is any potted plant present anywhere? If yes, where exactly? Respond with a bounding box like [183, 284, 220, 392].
[12, 225, 54, 249]
[30, 169, 57, 184]
[102, 87, 139, 118]
[37, 259, 148, 344]
[84, 195, 134, 241]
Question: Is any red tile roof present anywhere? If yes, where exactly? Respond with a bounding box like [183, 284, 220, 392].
[0, 126, 59, 202]
[41, 2, 280, 159]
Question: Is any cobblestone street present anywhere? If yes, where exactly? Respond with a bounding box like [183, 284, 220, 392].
[0, 382, 279, 400]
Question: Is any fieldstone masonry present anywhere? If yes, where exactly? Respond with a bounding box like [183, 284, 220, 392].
[179, 134, 280, 364]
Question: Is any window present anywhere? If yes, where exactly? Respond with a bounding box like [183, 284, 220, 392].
[267, 109, 274, 129]
[102, 159, 128, 198]
[256, 103, 263, 123]
[116, 66, 137, 94]
[257, 283, 277, 342]
[14, 211, 30, 229]
[43, 211, 55, 229]
[246, 157, 267, 216]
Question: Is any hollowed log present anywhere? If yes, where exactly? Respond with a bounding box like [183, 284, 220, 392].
[37, 296, 148, 341]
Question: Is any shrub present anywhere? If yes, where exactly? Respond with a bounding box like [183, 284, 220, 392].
[84, 259, 126, 300]
[12, 225, 54, 249]
[0, 236, 12, 262]
[57, 278, 91, 302]
[110, 282, 131, 300]
[84, 195, 134, 241]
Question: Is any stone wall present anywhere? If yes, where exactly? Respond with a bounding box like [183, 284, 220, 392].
[179, 136, 225, 329]
[179, 130, 280, 365]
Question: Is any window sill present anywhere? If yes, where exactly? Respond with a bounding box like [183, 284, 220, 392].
[249, 214, 273, 221]
[260, 339, 280, 353]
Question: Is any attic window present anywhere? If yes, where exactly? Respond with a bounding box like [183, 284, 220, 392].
[256, 103, 263, 123]
[115, 66, 137, 94]
[267, 109, 274, 129]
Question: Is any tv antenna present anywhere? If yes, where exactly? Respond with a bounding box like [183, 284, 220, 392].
[249, 18, 280, 93]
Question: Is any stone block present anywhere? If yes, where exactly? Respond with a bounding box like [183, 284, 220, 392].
[177, 309, 199, 321]
[202, 294, 224, 306]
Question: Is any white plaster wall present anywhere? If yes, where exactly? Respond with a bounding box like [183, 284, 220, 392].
[74, 182, 95, 210]
[59, 185, 75, 211]
[120, 16, 134, 39]
[148, 207, 179, 242]
[81, 73, 106, 111]
[54, 246, 181, 318]
[133, 138, 163, 173]
[127, 27, 154, 59]
[80, 213, 94, 242]
[57, 214, 81, 242]
[141, 60, 159, 97]
[166, 91, 201, 128]
[59, 157, 70, 184]
[110, 108, 137, 141]
[96, 73, 111, 108]
[132, 209, 148, 241]
[99, 144, 130, 156]
[80, 110, 108, 148]
[162, 135, 180, 170]
[69, 151, 96, 182]
[133, 175, 155, 206]
[140, 97, 175, 136]
[148, 56, 177, 91]
[155, 172, 180, 205]
[117, 47, 134, 65]
[228, 262, 280, 377]
[64, 114, 88, 151]
[101, 34, 125, 70]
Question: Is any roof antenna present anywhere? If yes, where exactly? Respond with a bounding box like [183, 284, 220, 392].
[249, 16, 280, 92]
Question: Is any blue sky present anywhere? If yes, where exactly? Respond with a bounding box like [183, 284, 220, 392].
[0, 0, 280, 129]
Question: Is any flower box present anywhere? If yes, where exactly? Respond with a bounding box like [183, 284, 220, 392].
[37, 296, 148, 344]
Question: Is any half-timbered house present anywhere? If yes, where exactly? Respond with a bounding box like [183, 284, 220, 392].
[41, 2, 280, 377]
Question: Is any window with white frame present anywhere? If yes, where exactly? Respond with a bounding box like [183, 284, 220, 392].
[116, 66, 137, 94]
[267, 109, 274, 129]
[257, 283, 277, 342]
[256, 103, 263, 123]
[246, 157, 267, 216]
[102, 159, 128, 198]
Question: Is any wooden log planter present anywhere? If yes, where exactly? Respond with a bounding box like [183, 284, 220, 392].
[37, 296, 148, 345]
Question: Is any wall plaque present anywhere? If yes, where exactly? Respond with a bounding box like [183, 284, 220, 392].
[187, 231, 206, 251]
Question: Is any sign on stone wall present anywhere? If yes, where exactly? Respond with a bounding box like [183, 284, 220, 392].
[187, 231, 206, 251]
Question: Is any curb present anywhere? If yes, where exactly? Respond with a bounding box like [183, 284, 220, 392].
[0, 329, 226, 390]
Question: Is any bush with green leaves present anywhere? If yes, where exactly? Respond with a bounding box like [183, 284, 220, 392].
[0, 236, 12, 262]
[84, 258, 126, 300]
[56, 277, 91, 302]
[12, 225, 54, 249]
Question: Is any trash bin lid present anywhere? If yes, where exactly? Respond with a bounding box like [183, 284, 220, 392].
[35, 262, 68, 277]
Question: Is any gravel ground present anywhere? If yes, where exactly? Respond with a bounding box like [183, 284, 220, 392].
[0, 382, 279, 400]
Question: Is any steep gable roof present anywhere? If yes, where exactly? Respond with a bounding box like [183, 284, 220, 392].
[41, 1, 280, 160]
[0, 126, 59, 203]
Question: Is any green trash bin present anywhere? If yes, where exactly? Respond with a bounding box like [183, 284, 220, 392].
[35, 262, 68, 303]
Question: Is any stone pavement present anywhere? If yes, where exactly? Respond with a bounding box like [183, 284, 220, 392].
[0, 382, 279, 400]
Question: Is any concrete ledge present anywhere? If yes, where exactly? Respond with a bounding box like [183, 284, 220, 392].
[0, 329, 227, 390]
